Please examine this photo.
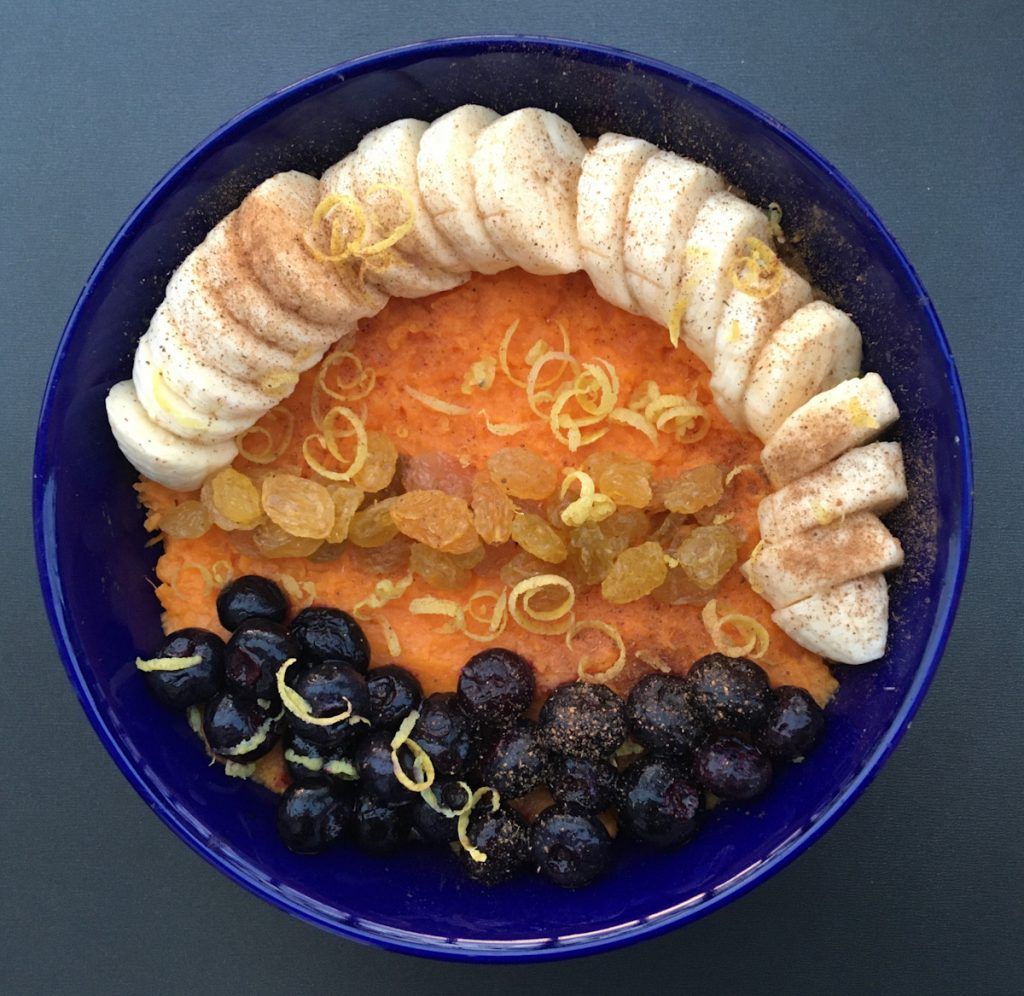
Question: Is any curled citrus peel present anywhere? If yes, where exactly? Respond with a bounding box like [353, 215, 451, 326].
[135, 653, 202, 673]
[390, 710, 435, 793]
[421, 780, 473, 818]
[403, 385, 471, 416]
[276, 658, 365, 727]
[279, 574, 317, 610]
[168, 561, 213, 598]
[701, 600, 770, 659]
[461, 357, 497, 395]
[508, 575, 575, 635]
[306, 185, 415, 265]
[318, 349, 376, 403]
[463, 588, 509, 643]
[457, 786, 501, 863]
[569, 620, 627, 684]
[236, 408, 295, 465]
[729, 237, 784, 299]
[480, 410, 531, 437]
[499, 318, 571, 388]
[667, 297, 688, 349]
[302, 405, 369, 481]
[559, 470, 616, 527]
[526, 350, 581, 419]
[409, 596, 465, 634]
[635, 649, 672, 674]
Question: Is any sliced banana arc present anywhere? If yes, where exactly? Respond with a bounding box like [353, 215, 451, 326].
[577, 133, 656, 312]
[758, 442, 907, 543]
[760, 373, 900, 487]
[106, 380, 238, 491]
[741, 511, 903, 610]
[417, 104, 513, 274]
[623, 151, 724, 325]
[679, 190, 773, 366]
[773, 574, 889, 665]
[710, 265, 813, 427]
[743, 301, 863, 442]
[472, 107, 586, 275]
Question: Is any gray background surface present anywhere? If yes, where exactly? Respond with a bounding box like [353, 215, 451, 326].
[3, 0, 1022, 992]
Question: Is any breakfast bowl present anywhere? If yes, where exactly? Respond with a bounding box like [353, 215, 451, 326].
[33, 36, 972, 961]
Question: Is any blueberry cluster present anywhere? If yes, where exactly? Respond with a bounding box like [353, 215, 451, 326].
[138, 577, 825, 889]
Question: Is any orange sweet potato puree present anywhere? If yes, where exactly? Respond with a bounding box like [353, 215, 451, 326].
[139, 270, 837, 708]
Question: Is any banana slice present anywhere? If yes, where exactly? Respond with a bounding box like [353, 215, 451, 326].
[417, 105, 513, 274]
[472, 108, 586, 275]
[678, 191, 773, 366]
[106, 380, 237, 490]
[204, 215, 344, 358]
[758, 442, 907, 542]
[320, 157, 466, 299]
[772, 574, 889, 665]
[709, 265, 813, 427]
[761, 373, 900, 487]
[352, 119, 468, 275]
[238, 170, 389, 323]
[133, 334, 253, 443]
[623, 151, 724, 325]
[145, 301, 270, 417]
[577, 133, 657, 312]
[743, 301, 863, 442]
[742, 511, 903, 610]
[164, 245, 302, 383]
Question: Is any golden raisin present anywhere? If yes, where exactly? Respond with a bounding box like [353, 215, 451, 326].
[346, 535, 412, 573]
[583, 452, 653, 509]
[488, 447, 559, 500]
[601, 542, 668, 604]
[252, 521, 323, 559]
[409, 543, 474, 591]
[675, 525, 737, 589]
[651, 566, 708, 606]
[499, 551, 552, 589]
[160, 500, 211, 539]
[600, 508, 651, 554]
[657, 464, 725, 515]
[348, 498, 400, 548]
[352, 432, 398, 493]
[510, 513, 568, 563]
[565, 523, 617, 587]
[471, 472, 516, 544]
[390, 490, 479, 555]
[261, 474, 334, 539]
[201, 468, 262, 531]
[401, 451, 475, 502]
[325, 484, 364, 544]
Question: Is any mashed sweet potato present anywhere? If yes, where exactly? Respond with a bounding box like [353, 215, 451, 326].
[139, 270, 837, 709]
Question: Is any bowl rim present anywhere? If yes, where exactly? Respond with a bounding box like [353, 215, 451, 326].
[32, 33, 974, 962]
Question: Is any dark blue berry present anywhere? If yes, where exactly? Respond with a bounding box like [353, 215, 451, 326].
[352, 791, 410, 855]
[410, 779, 472, 844]
[618, 757, 702, 847]
[202, 690, 279, 762]
[688, 654, 772, 733]
[459, 806, 529, 885]
[224, 618, 298, 702]
[355, 729, 416, 806]
[479, 719, 551, 799]
[276, 779, 353, 854]
[286, 659, 369, 749]
[531, 806, 613, 888]
[695, 736, 772, 800]
[366, 664, 422, 729]
[216, 575, 287, 630]
[413, 692, 475, 777]
[457, 648, 535, 729]
[283, 729, 357, 783]
[538, 682, 627, 759]
[755, 686, 825, 760]
[142, 627, 224, 709]
[289, 607, 370, 673]
[549, 755, 618, 814]
[626, 672, 706, 758]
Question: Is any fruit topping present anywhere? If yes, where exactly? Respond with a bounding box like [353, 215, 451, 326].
[458, 803, 530, 885]
[352, 791, 411, 855]
[412, 693, 475, 776]
[283, 729, 357, 783]
[202, 691, 280, 762]
[136, 627, 225, 710]
[549, 755, 619, 814]
[276, 779, 354, 854]
[224, 619, 299, 701]
[531, 805, 613, 888]
[539, 681, 627, 759]
[366, 664, 423, 730]
[479, 720, 551, 799]
[289, 607, 370, 673]
[410, 779, 473, 844]
[617, 757, 702, 847]
[285, 659, 370, 747]
[216, 575, 288, 630]
[688, 653, 773, 733]
[755, 686, 825, 760]
[355, 729, 418, 806]
[625, 673, 707, 758]
[694, 736, 773, 800]
[457, 648, 535, 729]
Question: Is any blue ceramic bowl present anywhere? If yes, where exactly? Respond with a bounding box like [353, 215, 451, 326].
[33, 36, 972, 961]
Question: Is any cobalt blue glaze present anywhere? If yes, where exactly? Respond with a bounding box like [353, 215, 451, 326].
[32, 36, 972, 961]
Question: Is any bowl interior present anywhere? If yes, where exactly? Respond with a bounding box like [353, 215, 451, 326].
[34, 38, 970, 959]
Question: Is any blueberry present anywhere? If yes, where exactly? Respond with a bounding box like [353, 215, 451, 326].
[276, 779, 353, 854]
[355, 729, 416, 806]
[479, 720, 551, 799]
[457, 648, 535, 729]
[141, 627, 224, 709]
[459, 806, 530, 885]
[286, 659, 370, 749]
[224, 619, 299, 702]
[549, 755, 618, 814]
[283, 729, 358, 783]
[755, 686, 825, 760]
[626, 672, 707, 758]
[687, 654, 772, 733]
[531, 806, 613, 888]
[538, 682, 627, 759]
[618, 757, 702, 847]
[216, 575, 288, 630]
[366, 664, 422, 729]
[410, 779, 472, 844]
[352, 791, 410, 855]
[695, 736, 772, 800]
[413, 693, 475, 777]
[289, 607, 370, 673]
[202, 690, 279, 762]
